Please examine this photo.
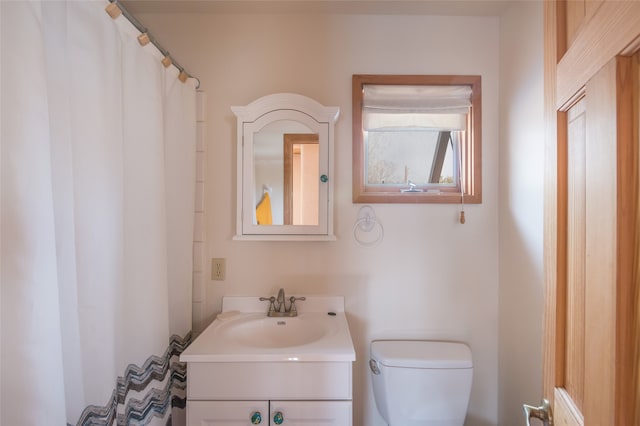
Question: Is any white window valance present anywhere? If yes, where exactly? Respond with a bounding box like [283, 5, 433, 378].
[363, 84, 472, 131]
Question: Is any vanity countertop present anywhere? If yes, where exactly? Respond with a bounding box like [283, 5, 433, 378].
[180, 296, 356, 363]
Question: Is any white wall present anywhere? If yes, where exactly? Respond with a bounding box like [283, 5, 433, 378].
[498, 2, 545, 425]
[142, 11, 501, 426]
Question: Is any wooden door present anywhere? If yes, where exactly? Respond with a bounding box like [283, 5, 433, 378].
[541, 2, 640, 425]
[283, 133, 319, 226]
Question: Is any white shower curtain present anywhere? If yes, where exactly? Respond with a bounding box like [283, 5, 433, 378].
[1, 1, 196, 424]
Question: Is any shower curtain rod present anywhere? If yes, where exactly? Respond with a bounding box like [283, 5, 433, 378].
[107, 0, 201, 89]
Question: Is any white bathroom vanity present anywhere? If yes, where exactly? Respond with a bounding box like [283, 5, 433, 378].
[180, 295, 356, 425]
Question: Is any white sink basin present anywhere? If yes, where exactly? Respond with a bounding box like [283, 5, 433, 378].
[180, 296, 355, 362]
[216, 313, 335, 348]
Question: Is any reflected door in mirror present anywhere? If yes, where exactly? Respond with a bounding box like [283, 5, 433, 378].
[252, 120, 318, 226]
[284, 134, 319, 226]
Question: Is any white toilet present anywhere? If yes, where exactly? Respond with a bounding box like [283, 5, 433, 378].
[369, 340, 473, 426]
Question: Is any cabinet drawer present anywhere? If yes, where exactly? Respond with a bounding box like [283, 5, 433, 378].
[188, 362, 352, 400]
[187, 400, 268, 426]
[270, 400, 352, 426]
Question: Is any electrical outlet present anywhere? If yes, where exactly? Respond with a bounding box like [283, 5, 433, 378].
[212, 258, 225, 281]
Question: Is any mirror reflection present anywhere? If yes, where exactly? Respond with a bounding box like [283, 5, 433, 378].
[253, 120, 319, 226]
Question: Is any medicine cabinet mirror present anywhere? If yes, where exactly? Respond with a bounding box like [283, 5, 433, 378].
[232, 93, 339, 241]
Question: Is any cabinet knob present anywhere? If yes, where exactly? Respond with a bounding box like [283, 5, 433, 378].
[320, 174, 328, 182]
[250, 411, 262, 424]
[273, 411, 284, 424]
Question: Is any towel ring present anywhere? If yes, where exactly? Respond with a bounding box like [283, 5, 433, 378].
[353, 206, 384, 247]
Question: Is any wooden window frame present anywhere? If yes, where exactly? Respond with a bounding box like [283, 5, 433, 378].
[352, 74, 482, 204]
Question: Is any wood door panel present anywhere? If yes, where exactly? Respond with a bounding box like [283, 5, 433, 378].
[554, 388, 584, 426]
[565, 0, 585, 48]
[584, 0, 603, 21]
[556, 1, 640, 109]
[612, 53, 638, 426]
[583, 58, 619, 426]
[565, 99, 586, 412]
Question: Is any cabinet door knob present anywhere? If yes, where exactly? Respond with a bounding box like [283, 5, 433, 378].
[273, 411, 284, 424]
[250, 411, 262, 424]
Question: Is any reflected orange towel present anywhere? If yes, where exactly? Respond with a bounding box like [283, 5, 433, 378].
[256, 193, 273, 225]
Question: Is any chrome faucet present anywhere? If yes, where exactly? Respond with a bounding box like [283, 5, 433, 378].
[277, 288, 286, 313]
[259, 288, 305, 317]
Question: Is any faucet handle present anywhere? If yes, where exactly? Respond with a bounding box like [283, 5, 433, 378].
[259, 296, 276, 313]
[288, 296, 306, 314]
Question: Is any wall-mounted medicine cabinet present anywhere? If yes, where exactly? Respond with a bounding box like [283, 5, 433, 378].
[232, 93, 339, 241]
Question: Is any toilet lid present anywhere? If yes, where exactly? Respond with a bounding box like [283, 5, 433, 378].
[371, 340, 472, 369]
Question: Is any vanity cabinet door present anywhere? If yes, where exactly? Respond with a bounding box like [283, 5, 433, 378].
[269, 401, 352, 426]
[187, 401, 269, 425]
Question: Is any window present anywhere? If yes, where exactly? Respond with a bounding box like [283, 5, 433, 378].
[352, 74, 482, 203]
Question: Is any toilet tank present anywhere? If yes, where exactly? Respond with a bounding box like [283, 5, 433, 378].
[370, 340, 473, 426]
